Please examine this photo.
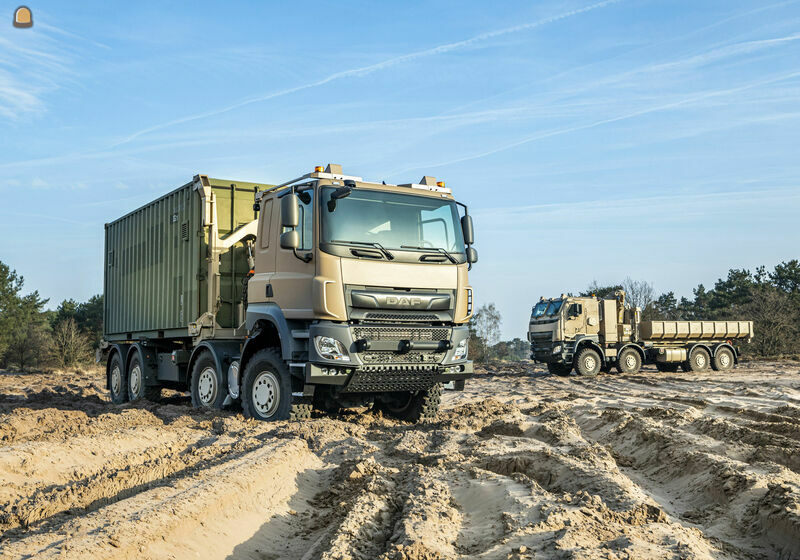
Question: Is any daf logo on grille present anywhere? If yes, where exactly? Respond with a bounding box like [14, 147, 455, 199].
[385, 296, 422, 307]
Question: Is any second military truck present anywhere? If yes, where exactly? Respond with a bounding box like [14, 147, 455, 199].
[100, 164, 477, 422]
[528, 290, 752, 376]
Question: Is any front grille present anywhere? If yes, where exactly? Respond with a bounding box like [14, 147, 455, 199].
[344, 369, 438, 393]
[529, 333, 552, 346]
[361, 351, 445, 364]
[364, 312, 440, 322]
[353, 326, 450, 342]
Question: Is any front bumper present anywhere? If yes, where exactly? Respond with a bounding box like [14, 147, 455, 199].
[305, 321, 473, 392]
[530, 340, 572, 364]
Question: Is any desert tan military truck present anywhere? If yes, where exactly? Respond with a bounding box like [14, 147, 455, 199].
[99, 165, 477, 422]
[528, 290, 752, 376]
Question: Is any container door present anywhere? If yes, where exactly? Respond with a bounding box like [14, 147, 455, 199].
[272, 191, 315, 318]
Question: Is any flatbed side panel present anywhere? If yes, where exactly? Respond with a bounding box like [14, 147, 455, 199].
[640, 320, 753, 341]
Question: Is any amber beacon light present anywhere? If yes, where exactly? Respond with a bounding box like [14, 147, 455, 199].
[13, 6, 33, 28]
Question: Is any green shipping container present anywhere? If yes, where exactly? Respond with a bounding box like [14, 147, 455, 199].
[103, 175, 268, 341]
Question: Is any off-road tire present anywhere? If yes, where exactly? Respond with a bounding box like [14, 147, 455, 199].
[109, 352, 128, 404]
[712, 347, 735, 372]
[686, 347, 711, 372]
[190, 351, 227, 409]
[575, 348, 601, 376]
[312, 387, 342, 415]
[547, 362, 572, 377]
[241, 348, 292, 421]
[655, 362, 680, 373]
[617, 348, 642, 375]
[290, 403, 313, 420]
[128, 353, 161, 402]
[381, 383, 442, 423]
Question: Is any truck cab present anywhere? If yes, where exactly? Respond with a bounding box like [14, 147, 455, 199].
[227, 165, 477, 421]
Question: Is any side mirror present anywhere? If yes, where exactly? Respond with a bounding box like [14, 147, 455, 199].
[466, 247, 478, 264]
[461, 215, 474, 245]
[280, 230, 300, 250]
[281, 193, 300, 228]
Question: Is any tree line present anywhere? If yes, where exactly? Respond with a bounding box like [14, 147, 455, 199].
[0, 260, 102, 371]
[2, 258, 797, 370]
[471, 260, 800, 362]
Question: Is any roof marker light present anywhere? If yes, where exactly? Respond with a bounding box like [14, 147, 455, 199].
[436, 181, 445, 187]
[314, 166, 323, 172]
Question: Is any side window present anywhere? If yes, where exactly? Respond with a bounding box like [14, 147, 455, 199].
[259, 198, 273, 249]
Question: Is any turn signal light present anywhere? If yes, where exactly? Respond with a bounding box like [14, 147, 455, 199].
[314, 166, 323, 172]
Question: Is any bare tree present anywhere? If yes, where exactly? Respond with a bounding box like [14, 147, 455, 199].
[622, 278, 655, 313]
[51, 318, 91, 368]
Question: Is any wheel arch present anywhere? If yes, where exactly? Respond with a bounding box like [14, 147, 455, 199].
[244, 303, 303, 363]
[618, 343, 645, 362]
[574, 337, 605, 362]
[688, 343, 713, 359]
[187, 340, 242, 392]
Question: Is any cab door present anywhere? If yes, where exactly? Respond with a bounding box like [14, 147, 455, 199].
[249, 196, 276, 305]
[271, 190, 315, 319]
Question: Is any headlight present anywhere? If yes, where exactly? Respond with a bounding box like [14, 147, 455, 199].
[453, 339, 468, 360]
[314, 336, 350, 361]
[552, 345, 562, 354]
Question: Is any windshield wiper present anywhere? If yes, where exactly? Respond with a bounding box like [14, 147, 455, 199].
[401, 245, 458, 264]
[330, 240, 394, 260]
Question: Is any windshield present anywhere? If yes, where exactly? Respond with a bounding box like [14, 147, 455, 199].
[545, 300, 563, 316]
[532, 301, 549, 318]
[320, 187, 466, 255]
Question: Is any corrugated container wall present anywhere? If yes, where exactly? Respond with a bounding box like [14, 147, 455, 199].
[103, 177, 264, 341]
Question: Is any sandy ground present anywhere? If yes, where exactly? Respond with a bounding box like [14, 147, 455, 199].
[0, 362, 799, 560]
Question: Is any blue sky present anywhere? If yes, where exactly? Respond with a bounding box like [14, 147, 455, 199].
[1, 0, 799, 338]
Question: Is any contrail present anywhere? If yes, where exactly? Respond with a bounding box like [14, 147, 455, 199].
[392, 69, 800, 174]
[110, 0, 622, 147]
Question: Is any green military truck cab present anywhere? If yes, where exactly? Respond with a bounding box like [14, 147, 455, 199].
[99, 165, 477, 422]
[528, 290, 752, 376]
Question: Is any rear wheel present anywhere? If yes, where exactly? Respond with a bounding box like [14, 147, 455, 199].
[575, 348, 601, 376]
[547, 362, 572, 377]
[191, 352, 227, 409]
[380, 383, 442, 423]
[712, 347, 735, 371]
[128, 352, 161, 402]
[686, 347, 711, 372]
[241, 349, 292, 421]
[109, 352, 127, 404]
[617, 348, 642, 375]
[655, 362, 680, 373]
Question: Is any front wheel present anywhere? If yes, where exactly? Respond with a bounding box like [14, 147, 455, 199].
[575, 348, 601, 376]
[379, 383, 442, 423]
[241, 349, 292, 421]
